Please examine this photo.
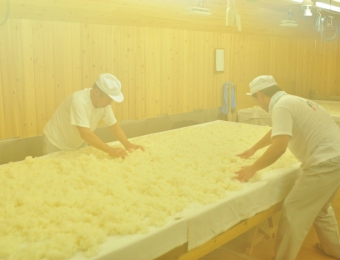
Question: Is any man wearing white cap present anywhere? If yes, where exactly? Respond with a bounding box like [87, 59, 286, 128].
[43, 73, 143, 159]
[235, 75, 340, 259]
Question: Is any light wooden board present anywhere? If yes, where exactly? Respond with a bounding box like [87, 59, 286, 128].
[1, 19, 340, 140]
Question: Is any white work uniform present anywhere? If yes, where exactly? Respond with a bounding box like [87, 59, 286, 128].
[44, 88, 117, 151]
[271, 93, 340, 260]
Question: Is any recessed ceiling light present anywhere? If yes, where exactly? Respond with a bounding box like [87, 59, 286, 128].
[187, 6, 212, 15]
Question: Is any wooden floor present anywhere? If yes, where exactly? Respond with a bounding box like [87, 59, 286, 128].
[200, 190, 340, 260]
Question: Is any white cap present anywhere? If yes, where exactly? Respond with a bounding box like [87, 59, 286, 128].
[96, 74, 124, 102]
[247, 75, 277, 96]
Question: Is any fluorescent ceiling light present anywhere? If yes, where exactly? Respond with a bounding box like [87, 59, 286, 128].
[315, 2, 340, 12]
[292, 0, 314, 3]
[187, 6, 211, 15]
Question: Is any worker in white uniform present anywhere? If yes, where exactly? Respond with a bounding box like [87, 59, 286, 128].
[43, 73, 143, 159]
[235, 75, 340, 260]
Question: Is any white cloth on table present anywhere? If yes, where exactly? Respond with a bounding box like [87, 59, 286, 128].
[180, 165, 301, 251]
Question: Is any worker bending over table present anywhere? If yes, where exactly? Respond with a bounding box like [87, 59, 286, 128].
[43, 73, 143, 159]
[235, 75, 340, 260]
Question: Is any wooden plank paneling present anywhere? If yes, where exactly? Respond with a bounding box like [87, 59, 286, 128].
[7, 19, 23, 138]
[177, 30, 188, 112]
[21, 19, 37, 136]
[0, 66, 3, 138]
[211, 33, 219, 109]
[89, 24, 98, 86]
[80, 24, 92, 90]
[96, 25, 106, 79]
[135, 27, 147, 119]
[186, 31, 194, 112]
[171, 29, 180, 114]
[0, 22, 10, 140]
[159, 29, 168, 115]
[120, 27, 131, 120]
[287, 38, 297, 95]
[335, 39, 340, 95]
[178, 30, 193, 112]
[71, 23, 82, 92]
[162, 28, 173, 115]
[195, 31, 204, 110]
[110, 25, 122, 120]
[32, 20, 46, 135]
[220, 33, 231, 106]
[42, 21, 56, 122]
[127, 26, 137, 120]
[325, 41, 337, 95]
[145, 27, 159, 118]
[104, 25, 113, 78]
[203, 31, 213, 109]
[52, 22, 66, 106]
[62, 22, 74, 97]
[1, 18, 340, 140]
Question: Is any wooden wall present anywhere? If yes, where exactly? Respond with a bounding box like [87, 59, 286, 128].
[0, 19, 340, 140]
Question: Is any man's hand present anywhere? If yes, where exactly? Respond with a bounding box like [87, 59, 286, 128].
[236, 148, 256, 159]
[235, 135, 290, 182]
[234, 166, 256, 182]
[108, 147, 128, 159]
[124, 143, 145, 153]
[110, 123, 145, 153]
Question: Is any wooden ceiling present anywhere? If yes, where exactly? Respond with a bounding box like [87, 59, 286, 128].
[1, 0, 340, 38]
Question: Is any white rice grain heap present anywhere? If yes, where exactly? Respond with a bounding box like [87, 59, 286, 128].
[0, 122, 298, 260]
[244, 105, 263, 111]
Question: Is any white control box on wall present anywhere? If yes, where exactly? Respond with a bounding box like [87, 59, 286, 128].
[215, 49, 224, 72]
